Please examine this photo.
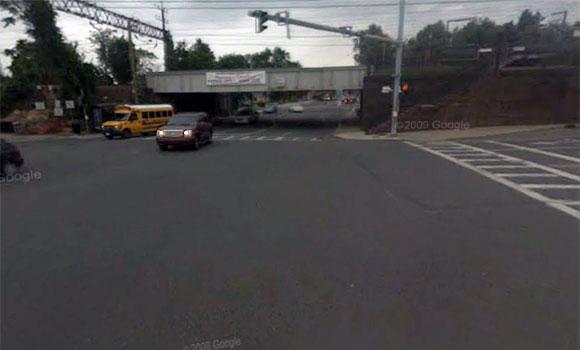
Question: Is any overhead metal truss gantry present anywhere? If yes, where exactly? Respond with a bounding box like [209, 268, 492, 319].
[51, 0, 167, 41]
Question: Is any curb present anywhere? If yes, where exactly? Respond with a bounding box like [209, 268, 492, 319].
[334, 124, 571, 142]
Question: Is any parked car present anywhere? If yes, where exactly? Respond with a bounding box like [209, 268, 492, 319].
[263, 103, 278, 114]
[289, 104, 305, 113]
[233, 107, 259, 124]
[342, 96, 355, 104]
[156, 112, 213, 151]
[1, 139, 24, 176]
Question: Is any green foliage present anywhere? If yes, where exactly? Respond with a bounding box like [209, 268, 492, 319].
[356, 9, 578, 69]
[246, 47, 301, 68]
[451, 18, 499, 47]
[353, 24, 395, 69]
[168, 41, 300, 70]
[407, 21, 451, 61]
[216, 54, 250, 69]
[168, 39, 216, 70]
[1, 0, 100, 115]
[90, 29, 157, 84]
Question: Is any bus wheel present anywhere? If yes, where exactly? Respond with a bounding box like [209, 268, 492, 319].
[122, 129, 132, 138]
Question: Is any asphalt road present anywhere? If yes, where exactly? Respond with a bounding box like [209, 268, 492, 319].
[1, 113, 578, 349]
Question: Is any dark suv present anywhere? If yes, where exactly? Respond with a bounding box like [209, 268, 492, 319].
[156, 112, 213, 151]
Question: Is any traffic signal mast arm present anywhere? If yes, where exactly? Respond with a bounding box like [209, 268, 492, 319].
[248, 10, 392, 43]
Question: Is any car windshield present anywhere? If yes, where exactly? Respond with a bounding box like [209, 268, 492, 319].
[114, 113, 131, 121]
[167, 115, 198, 126]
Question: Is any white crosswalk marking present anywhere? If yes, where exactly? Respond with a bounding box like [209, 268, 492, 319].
[407, 141, 580, 219]
[133, 132, 325, 143]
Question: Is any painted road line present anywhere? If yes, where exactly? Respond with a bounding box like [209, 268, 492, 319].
[256, 136, 267, 141]
[487, 140, 580, 164]
[222, 136, 235, 141]
[530, 139, 580, 146]
[406, 141, 580, 220]
[442, 153, 498, 156]
[448, 142, 580, 182]
[496, 173, 559, 178]
[462, 158, 516, 162]
[478, 165, 535, 169]
[521, 184, 580, 190]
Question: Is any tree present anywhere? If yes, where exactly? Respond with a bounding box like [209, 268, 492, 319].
[353, 24, 395, 70]
[90, 29, 157, 84]
[168, 39, 216, 70]
[408, 21, 451, 62]
[451, 18, 498, 47]
[517, 10, 544, 32]
[216, 54, 249, 69]
[1, 0, 99, 114]
[246, 47, 301, 68]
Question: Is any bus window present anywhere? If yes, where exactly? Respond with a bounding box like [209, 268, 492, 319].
[142, 112, 149, 119]
[156, 111, 162, 118]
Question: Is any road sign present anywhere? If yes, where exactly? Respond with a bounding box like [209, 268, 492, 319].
[382, 86, 393, 94]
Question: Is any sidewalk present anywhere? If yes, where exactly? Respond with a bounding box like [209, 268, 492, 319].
[1, 132, 102, 143]
[334, 124, 571, 142]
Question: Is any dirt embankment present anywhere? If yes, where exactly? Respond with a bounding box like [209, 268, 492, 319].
[365, 67, 579, 134]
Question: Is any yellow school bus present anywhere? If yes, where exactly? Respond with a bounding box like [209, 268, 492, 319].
[101, 104, 174, 139]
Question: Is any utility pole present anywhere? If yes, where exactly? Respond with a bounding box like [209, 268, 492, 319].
[128, 25, 138, 104]
[390, 0, 405, 136]
[160, 1, 172, 70]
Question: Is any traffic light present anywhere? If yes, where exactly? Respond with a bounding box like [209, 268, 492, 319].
[256, 10, 269, 33]
[401, 83, 410, 94]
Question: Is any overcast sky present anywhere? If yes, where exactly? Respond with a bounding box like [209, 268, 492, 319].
[1, 0, 578, 73]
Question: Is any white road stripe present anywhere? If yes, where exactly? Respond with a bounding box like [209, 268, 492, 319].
[462, 158, 515, 162]
[442, 153, 497, 156]
[487, 140, 580, 163]
[521, 184, 580, 189]
[406, 141, 580, 219]
[496, 173, 559, 178]
[447, 142, 580, 182]
[478, 165, 534, 169]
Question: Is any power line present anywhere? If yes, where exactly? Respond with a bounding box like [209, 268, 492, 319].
[95, 0, 531, 10]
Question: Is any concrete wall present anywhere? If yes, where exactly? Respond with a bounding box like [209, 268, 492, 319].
[146, 66, 367, 93]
